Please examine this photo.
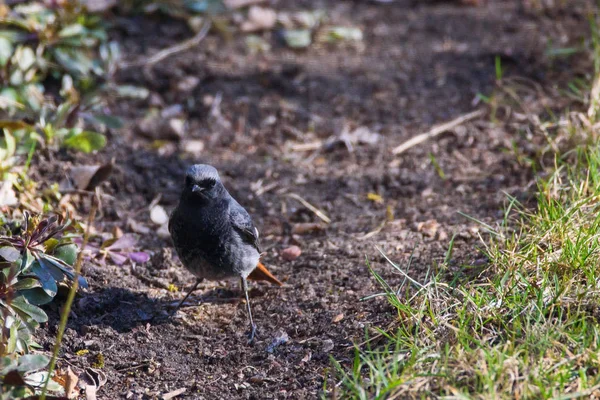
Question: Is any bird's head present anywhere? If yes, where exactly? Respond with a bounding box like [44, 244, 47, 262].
[182, 164, 224, 202]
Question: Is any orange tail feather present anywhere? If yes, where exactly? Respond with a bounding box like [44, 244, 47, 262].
[247, 262, 283, 286]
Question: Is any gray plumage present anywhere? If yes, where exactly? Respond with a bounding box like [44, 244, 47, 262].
[168, 164, 261, 342]
[169, 165, 260, 281]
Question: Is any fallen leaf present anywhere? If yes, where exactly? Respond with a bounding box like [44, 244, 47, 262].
[181, 139, 205, 154]
[157, 223, 170, 239]
[54, 366, 79, 399]
[332, 313, 344, 323]
[417, 219, 439, 238]
[167, 118, 186, 138]
[322, 339, 334, 353]
[128, 218, 151, 235]
[325, 26, 363, 42]
[241, 6, 277, 32]
[68, 160, 114, 191]
[367, 192, 383, 204]
[162, 387, 187, 400]
[79, 367, 107, 400]
[300, 351, 312, 363]
[245, 35, 271, 54]
[150, 205, 169, 225]
[292, 222, 324, 235]
[281, 29, 312, 48]
[0, 180, 17, 207]
[281, 245, 301, 261]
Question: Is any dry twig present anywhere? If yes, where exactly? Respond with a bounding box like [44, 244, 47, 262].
[120, 20, 212, 69]
[392, 110, 484, 155]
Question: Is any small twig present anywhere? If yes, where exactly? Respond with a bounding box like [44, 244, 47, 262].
[286, 193, 331, 224]
[392, 109, 484, 155]
[358, 220, 387, 241]
[41, 192, 98, 399]
[289, 141, 323, 152]
[119, 20, 211, 69]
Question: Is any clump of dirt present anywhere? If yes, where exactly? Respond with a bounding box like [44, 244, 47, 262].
[33, 1, 593, 398]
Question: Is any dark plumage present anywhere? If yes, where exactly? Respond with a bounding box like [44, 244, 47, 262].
[169, 164, 276, 342]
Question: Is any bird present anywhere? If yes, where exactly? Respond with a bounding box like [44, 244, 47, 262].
[168, 164, 282, 343]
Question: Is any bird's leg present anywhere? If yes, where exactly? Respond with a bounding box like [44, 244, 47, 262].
[241, 277, 257, 344]
[171, 278, 203, 316]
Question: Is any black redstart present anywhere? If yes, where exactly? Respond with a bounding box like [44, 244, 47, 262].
[169, 164, 282, 343]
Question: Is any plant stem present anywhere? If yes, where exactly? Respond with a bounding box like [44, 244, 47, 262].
[40, 195, 98, 399]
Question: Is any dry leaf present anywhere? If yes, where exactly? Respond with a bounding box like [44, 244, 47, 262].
[157, 223, 170, 239]
[332, 313, 344, 323]
[181, 139, 204, 154]
[128, 218, 151, 235]
[79, 368, 107, 400]
[292, 222, 324, 235]
[367, 192, 383, 204]
[417, 219, 439, 238]
[241, 6, 277, 32]
[69, 160, 114, 191]
[150, 205, 169, 225]
[162, 387, 187, 400]
[281, 245, 301, 261]
[54, 367, 79, 399]
[0, 180, 17, 207]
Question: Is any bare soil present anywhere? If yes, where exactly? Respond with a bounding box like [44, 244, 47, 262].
[34, 1, 593, 399]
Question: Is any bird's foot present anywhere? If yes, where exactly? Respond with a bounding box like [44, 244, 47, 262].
[247, 323, 257, 344]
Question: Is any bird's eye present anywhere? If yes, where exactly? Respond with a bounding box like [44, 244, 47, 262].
[204, 179, 216, 189]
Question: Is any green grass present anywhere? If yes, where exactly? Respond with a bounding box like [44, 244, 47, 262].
[332, 23, 600, 399]
[334, 147, 600, 399]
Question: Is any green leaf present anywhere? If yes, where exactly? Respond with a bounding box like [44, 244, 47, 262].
[53, 48, 94, 76]
[58, 24, 86, 38]
[115, 85, 149, 99]
[326, 26, 363, 42]
[63, 130, 106, 153]
[0, 356, 17, 376]
[0, 130, 16, 162]
[19, 250, 34, 273]
[15, 46, 35, 71]
[7, 323, 17, 354]
[282, 29, 312, 49]
[11, 297, 48, 324]
[16, 354, 48, 372]
[39, 254, 88, 289]
[31, 259, 60, 293]
[20, 287, 55, 306]
[52, 244, 78, 266]
[0, 37, 13, 67]
[13, 278, 41, 291]
[87, 114, 124, 129]
[0, 246, 20, 262]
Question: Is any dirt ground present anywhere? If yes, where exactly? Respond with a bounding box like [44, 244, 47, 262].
[34, 1, 593, 398]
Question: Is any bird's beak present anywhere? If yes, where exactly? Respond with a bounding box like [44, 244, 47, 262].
[191, 184, 204, 194]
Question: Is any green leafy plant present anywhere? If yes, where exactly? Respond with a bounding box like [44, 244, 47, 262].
[0, 212, 87, 306]
[0, 1, 113, 114]
[0, 353, 63, 399]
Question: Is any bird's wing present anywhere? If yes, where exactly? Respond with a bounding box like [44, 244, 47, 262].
[229, 199, 260, 253]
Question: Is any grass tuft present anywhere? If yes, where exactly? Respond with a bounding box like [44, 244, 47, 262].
[334, 18, 600, 398]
